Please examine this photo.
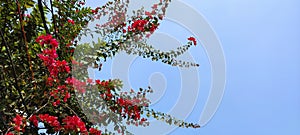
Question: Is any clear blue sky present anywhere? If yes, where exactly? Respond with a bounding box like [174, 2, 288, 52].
[84, 0, 300, 134]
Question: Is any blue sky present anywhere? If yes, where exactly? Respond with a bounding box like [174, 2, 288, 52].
[173, 0, 300, 134]
[84, 0, 300, 134]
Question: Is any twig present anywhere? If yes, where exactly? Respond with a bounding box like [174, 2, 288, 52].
[28, 98, 50, 119]
[64, 103, 79, 116]
[5, 127, 13, 135]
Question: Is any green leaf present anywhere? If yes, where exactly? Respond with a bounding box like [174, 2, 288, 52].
[25, 0, 35, 8]
[1, 46, 6, 51]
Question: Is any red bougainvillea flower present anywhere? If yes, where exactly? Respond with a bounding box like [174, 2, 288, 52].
[5, 132, 14, 135]
[13, 114, 22, 125]
[79, 1, 85, 5]
[38, 114, 61, 131]
[95, 79, 101, 84]
[50, 39, 58, 48]
[36, 34, 75, 105]
[66, 77, 86, 93]
[87, 78, 93, 84]
[52, 99, 61, 106]
[29, 115, 38, 127]
[63, 92, 71, 102]
[149, 23, 159, 34]
[62, 115, 87, 132]
[12, 114, 23, 131]
[131, 19, 148, 32]
[36, 34, 59, 48]
[152, 4, 158, 9]
[145, 11, 153, 19]
[89, 128, 102, 135]
[68, 19, 75, 25]
[46, 77, 54, 86]
[187, 37, 197, 46]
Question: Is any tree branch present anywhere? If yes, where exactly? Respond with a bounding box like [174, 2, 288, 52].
[38, 0, 50, 34]
[0, 30, 29, 116]
[50, 0, 58, 37]
[28, 97, 50, 119]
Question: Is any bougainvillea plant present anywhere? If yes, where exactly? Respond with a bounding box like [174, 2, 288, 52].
[0, 0, 200, 134]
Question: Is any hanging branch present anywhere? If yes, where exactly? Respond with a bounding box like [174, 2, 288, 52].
[38, 0, 50, 34]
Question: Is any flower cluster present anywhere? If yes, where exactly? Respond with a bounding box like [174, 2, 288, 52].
[126, 16, 159, 34]
[37, 35, 70, 77]
[125, 2, 165, 38]
[96, 79, 113, 100]
[93, 1, 164, 42]
[28, 114, 100, 134]
[28, 115, 38, 127]
[39, 114, 61, 131]
[116, 98, 143, 120]
[36, 35, 59, 48]
[66, 77, 87, 93]
[94, 79, 149, 126]
[94, 1, 127, 28]
[101, 10, 126, 28]
[128, 19, 148, 32]
[62, 115, 87, 133]
[12, 114, 24, 132]
[91, 7, 101, 15]
[36, 35, 72, 105]
[68, 19, 75, 25]
[49, 85, 71, 106]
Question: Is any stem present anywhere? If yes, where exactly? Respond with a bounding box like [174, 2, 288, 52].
[15, 0, 36, 89]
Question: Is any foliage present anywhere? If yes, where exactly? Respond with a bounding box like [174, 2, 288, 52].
[0, 0, 200, 134]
